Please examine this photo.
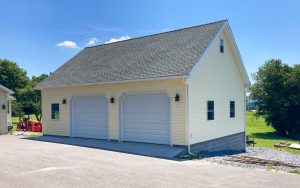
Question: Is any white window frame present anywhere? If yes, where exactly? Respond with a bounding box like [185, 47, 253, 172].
[50, 102, 60, 120]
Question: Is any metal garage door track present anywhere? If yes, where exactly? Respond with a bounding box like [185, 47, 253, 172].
[26, 136, 186, 159]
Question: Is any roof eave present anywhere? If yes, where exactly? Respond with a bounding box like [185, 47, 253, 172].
[225, 21, 251, 87]
[35, 75, 189, 90]
[0, 84, 14, 94]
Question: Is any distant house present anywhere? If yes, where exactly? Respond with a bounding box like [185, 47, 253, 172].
[0, 84, 15, 134]
[36, 20, 251, 154]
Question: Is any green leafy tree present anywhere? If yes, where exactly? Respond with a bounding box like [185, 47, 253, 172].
[0, 59, 47, 120]
[250, 59, 300, 138]
[0, 59, 30, 93]
[17, 74, 48, 121]
[0, 59, 29, 117]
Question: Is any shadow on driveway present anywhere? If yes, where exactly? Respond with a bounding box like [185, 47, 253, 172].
[23, 136, 187, 160]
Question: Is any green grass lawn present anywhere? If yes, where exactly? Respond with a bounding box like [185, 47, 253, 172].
[247, 111, 300, 155]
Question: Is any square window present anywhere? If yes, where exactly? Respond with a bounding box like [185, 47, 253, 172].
[207, 100, 214, 120]
[51, 103, 60, 120]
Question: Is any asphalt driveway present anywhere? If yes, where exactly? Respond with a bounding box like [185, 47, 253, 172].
[0, 135, 299, 188]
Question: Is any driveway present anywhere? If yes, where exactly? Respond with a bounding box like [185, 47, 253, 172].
[27, 135, 186, 159]
[0, 135, 299, 188]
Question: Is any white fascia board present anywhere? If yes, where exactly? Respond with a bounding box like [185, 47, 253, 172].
[188, 21, 227, 77]
[0, 84, 14, 94]
[225, 21, 251, 87]
[35, 75, 189, 90]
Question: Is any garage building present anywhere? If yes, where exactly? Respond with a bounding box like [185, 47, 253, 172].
[35, 20, 250, 154]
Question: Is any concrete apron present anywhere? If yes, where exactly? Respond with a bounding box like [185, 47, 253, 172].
[25, 136, 186, 159]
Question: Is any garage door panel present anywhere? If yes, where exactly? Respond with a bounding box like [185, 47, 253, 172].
[123, 122, 169, 130]
[124, 105, 169, 112]
[75, 114, 107, 119]
[123, 134, 169, 144]
[73, 96, 108, 139]
[122, 93, 170, 145]
[125, 129, 169, 135]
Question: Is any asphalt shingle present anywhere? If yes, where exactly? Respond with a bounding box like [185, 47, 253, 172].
[36, 20, 226, 89]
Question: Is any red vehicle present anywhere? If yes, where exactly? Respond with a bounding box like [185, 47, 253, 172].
[17, 118, 42, 132]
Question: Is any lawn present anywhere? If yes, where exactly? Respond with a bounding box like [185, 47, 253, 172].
[247, 111, 300, 155]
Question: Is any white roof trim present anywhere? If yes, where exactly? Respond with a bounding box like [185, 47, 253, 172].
[188, 20, 251, 88]
[188, 21, 227, 77]
[7, 95, 16, 101]
[0, 84, 14, 94]
[225, 21, 251, 87]
[36, 75, 188, 90]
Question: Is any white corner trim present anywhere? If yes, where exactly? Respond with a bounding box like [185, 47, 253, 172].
[189, 21, 228, 77]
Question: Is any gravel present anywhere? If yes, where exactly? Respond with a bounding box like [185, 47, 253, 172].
[204, 147, 300, 172]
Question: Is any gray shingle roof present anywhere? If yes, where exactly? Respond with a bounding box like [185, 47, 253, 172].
[36, 20, 226, 89]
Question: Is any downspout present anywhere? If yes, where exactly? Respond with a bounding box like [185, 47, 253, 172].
[183, 78, 197, 156]
[244, 89, 247, 152]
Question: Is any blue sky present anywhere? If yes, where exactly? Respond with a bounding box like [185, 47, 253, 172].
[0, 0, 299, 81]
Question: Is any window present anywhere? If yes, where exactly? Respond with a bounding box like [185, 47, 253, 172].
[220, 39, 224, 53]
[207, 100, 214, 120]
[230, 101, 235, 118]
[51, 103, 60, 120]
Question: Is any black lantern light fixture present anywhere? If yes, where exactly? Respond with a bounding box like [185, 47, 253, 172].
[175, 94, 180, 102]
[2, 104, 6, 110]
[110, 97, 115, 103]
[62, 98, 67, 104]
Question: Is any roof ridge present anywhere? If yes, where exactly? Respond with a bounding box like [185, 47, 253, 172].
[85, 19, 227, 49]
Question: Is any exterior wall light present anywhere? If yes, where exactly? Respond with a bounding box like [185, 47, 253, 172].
[110, 97, 115, 103]
[62, 98, 67, 104]
[2, 104, 6, 110]
[175, 94, 180, 102]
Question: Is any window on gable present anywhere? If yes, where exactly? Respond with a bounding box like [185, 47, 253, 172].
[207, 100, 214, 120]
[230, 101, 235, 118]
[51, 103, 60, 120]
[220, 39, 224, 53]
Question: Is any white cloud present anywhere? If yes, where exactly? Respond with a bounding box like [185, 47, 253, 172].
[86, 37, 99, 46]
[56, 41, 78, 48]
[105, 35, 131, 44]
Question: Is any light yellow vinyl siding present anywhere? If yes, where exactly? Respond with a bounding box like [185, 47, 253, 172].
[0, 90, 7, 134]
[188, 26, 246, 144]
[41, 79, 187, 145]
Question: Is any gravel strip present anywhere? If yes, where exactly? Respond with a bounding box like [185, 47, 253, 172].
[204, 147, 300, 172]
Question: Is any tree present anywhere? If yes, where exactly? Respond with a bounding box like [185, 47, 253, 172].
[0, 59, 30, 117]
[0, 59, 29, 93]
[250, 59, 300, 138]
[0, 59, 47, 120]
[17, 74, 48, 121]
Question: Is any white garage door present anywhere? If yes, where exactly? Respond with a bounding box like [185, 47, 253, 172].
[72, 95, 108, 139]
[122, 93, 170, 145]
